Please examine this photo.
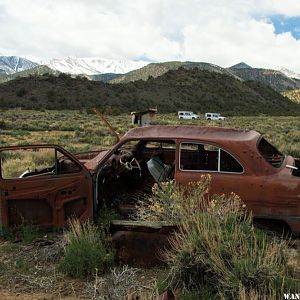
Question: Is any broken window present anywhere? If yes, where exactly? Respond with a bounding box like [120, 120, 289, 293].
[257, 138, 284, 168]
[180, 142, 243, 173]
[0, 147, 80, 179]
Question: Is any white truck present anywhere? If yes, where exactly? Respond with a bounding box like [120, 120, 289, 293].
[205, 113, 225, 121]
[178, 111, 200, 120]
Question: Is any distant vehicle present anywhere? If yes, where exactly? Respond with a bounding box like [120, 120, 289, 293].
[178, 111, 199, 120]
[205, 113, 225, 120]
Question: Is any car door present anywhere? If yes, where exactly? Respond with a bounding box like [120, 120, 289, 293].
[0, 145, 93, 230]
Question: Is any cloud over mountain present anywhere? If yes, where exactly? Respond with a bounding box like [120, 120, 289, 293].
[0, 0, 300, 71]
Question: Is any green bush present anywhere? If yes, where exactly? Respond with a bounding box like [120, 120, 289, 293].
[16, 87, 27, 97]
[20, 223, 41, 243]
[137, 177, 300, 299]
[59, 218, 115, 278]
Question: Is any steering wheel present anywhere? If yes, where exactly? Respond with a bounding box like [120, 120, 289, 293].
[119, 150, 142, 178]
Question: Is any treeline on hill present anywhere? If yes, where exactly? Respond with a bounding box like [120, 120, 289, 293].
[0, 68, 299, 115]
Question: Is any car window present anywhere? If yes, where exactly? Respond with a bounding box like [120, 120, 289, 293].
[0, 148, 80, 179]
[180, 143, 243, 173]
[220, 150, 243, 173]
[144, 141, 176, 149]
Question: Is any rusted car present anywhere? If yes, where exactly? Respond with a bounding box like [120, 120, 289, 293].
[0, 125, 300, 263]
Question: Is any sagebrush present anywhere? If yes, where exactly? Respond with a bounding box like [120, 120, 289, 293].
[136, 176, 300, 299]
[59, 218, 115, 278]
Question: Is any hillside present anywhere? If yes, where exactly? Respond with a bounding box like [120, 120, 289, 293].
[110, 61, 238, 83]
[0, 65, 60, 83]
[86, 73, 122, 82]
[282, 89, 300, 103]
[0, 68, 299, 115]
[228, 66, 300, 92]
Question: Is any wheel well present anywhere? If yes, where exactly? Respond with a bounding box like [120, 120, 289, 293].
[253, 218, 292, 237]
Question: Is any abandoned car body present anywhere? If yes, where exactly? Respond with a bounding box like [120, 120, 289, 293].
[0, 126, 300, 259]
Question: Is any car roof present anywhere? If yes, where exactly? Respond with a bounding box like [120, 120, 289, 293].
[123, 125, 260, 143]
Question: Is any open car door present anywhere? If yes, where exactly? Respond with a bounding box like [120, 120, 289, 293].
[0, 145, 93, 230]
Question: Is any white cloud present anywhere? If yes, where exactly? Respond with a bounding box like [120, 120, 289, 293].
[0, 0, 300, 71]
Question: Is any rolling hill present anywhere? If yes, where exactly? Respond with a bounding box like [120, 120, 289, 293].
[0, 65, 60, 84]
[228, 64, 300, 92]
[109, 61, 238, 83]
[0, 68, 299, 115]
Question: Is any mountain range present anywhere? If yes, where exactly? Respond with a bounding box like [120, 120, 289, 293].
[1, 55, 300, 94]
[39, 56, 149, 75]
[0, 56, 38, 74]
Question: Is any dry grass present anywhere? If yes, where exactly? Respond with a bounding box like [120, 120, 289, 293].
[1, 148, 55, 178]
[1, 110, 300, 157]
[85, 265, 160, 300]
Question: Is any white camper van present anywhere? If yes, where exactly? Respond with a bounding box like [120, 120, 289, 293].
[205, 113, 225, 121]
[178, 111, 199, 120]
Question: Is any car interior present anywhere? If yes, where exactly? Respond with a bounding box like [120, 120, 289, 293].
[96, 139, 176, 219]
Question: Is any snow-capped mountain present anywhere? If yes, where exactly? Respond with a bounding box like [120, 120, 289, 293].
[275, 67, 300, 80]
[40, 56, 149, 75]
[0, 56, 38, 74]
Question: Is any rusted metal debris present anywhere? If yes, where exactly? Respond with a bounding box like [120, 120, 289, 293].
[0, 125, 300, 265]
[157, 290, 175, 300]
[93, 108, 120, 142]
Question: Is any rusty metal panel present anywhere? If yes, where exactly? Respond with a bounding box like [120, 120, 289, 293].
[0, 145, 93, 229]
[111, 222, 176, 267]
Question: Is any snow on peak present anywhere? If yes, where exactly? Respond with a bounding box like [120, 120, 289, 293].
[0, 56, 38, 74]
[40, 56, 150, 75]
[275, 66, 300, 80]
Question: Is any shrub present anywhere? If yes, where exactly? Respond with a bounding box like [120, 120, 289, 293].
[16, 87, 27, 97]
[20, 223, 41, 243]
[85, 266, 152, 300]
[59, 218, 115, 278]
[136, 177, 300, 299]
[0, 120, 7, 129]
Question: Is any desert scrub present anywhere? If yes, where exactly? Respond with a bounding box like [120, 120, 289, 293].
[85, 265, 160, 300]
[135, 177, 210, 223]
[136, 177, 300, 299]
[1, 148, 55, 178]
[59, 218, 115, 278]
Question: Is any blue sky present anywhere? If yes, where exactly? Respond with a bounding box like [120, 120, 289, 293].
[270, 15, 300, 40]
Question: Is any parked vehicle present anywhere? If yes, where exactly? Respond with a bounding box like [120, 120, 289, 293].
[1, 126, 299, 264]
[205, 112, 225, 120]
[178, 111, 199, 120]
